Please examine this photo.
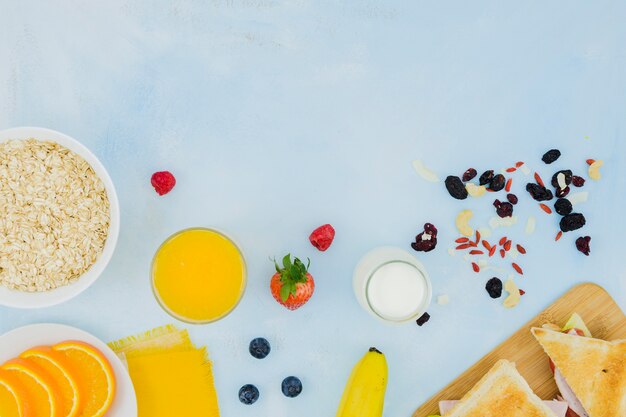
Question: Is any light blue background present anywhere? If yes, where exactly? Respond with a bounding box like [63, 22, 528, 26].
[1, 1, 625, 416]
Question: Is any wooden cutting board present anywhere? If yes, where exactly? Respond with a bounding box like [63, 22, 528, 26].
[413, 282, 626, 416]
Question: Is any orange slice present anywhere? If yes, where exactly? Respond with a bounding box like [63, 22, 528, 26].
[0, 369, 33, 417]
[20, 346, 83, 417]
[2, 358, 62, 417]
[53, 341, 116, 417]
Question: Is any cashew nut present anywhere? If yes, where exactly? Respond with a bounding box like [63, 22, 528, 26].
[455, 210, 474, 237]
[466, 183, 486, 198]
[588, 159, 604, 181]
[503, 279, 521, 308]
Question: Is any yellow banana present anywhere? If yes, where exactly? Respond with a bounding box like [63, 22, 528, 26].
[336, 347, 388, 417]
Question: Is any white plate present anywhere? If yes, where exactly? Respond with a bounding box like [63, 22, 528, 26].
[0, 323, 137, 417]
[0, 127, 120, 309]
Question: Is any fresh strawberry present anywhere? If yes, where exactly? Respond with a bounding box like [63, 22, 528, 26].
[309, 224, 335, 251]
[270, 254, 315, 310]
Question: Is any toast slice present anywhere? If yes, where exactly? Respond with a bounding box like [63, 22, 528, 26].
[443, 359, 557, 416]
[532, 327, 626, 417]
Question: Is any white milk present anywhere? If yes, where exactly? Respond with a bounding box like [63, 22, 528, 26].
[353, 247, 432, 324]
[367, 262, 426, 321]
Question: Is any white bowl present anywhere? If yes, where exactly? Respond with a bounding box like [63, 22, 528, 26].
[0, 127, 120, 308]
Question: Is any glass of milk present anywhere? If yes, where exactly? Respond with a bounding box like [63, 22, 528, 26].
[353, 247, 432, 324]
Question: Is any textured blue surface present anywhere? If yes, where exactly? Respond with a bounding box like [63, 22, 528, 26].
[1, 1, 625, 416]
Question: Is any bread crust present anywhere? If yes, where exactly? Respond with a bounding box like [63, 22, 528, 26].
[444, 359, 557, 417]
[531, 327, 626, 417]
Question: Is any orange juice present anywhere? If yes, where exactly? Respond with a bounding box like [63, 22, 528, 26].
[151, 228, 246, 323]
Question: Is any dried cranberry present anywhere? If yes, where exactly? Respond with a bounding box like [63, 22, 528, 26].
[489, 174, 506, 192]
[560, 213, 586, 232]
[542, 149, 561, 164]
[416, 312, 430, 326]
[572, 176, 585, 187]
[479, 170, 494, 186]
[493, 199, 513, 218]
[445, 176, 468, 200]
[576, 236, 591, 256]
[485, 277, 503, 298]
[462, 168, 477, 182]
[411, 223, 438, 252]
[554, 198, 573, 216]
[555, 186, 570, 198]
[551, 170, 572, 188]
[506, 193, 518, 205]
[526, 183, 553, 201]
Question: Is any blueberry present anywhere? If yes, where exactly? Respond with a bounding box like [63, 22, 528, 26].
[249, 337, 271, 359]
[281, 376, 303, 398]
[239, 384, 259, 404]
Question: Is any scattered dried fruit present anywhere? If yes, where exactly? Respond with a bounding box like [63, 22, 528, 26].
[554, 198, 573, 216]
[151, 171, 177, 196]
[505, 178, 513, 192]
[534, 172, 545, 187]
[309, 224, 335, 251]
[456, 243, 471, 250]
[539, 203, 552, 214]
[576, 236, 591, 256]
[588, 160, 604, 181]
[505, 167, 517, 173]
[485, 277, 503, 298]
[555, 231, 563, 241]
[586, 159, 596, 165]
[445, 176, 468, 199]
[551, 170, 572, 188]
[482, 241, 492, 250]
[515, 161, 524, 168]
[455, 210, 474, 237]
[572, 176, 585, 187]
[506, 193, 518, 205]
[500, 249, 506, 258]
[416, 312, 430, 326]
[526, 183, 553, 201]
[469, 250, 484, 255]
[479, 170, 494, 186]
[499, 237, 507, 246]
[455, 237, 469, 243]
[542, 149, 561, 164]
[488, 246, 496, 257]
[462, 168, 477, 181]
[493, 199, 513, 218]
[560, 213, 586, 232]
[411, 223, 438, 252]
[489, 174, 506, 192]
[555, 186, 570, 198]
[512, 263, 523, 275]
[471, 262, 480, 273]
[504, 240, 512, 251]
[516, 244, 526, 254]
[519, 289, 526, 296]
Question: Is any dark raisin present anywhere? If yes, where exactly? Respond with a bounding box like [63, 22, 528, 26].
[554, 198, 573, 216]
[555, 186, 570, 198]
[462, 168, 477, 182]
[551, 170, 573, 188]
[485, 277, 503, 298]
[416, 312, 430, 326]
[411, 223, 438, 252]
[423, 223, 438, 237]
[560, 213, 586, 232]
[526, 183, 554, 201]
[542, 149, 561, 164]
[576, 236, 591, 256]
[572, 176, 585, 187]
[493, 199, 513, 218]
[479, 170, 494, 186]
[445, 176, 468, 200]
[489, 174, 506, 192]
[506, 193, 518, 205]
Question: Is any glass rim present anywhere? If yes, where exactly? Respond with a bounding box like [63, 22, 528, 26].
[150, 227, 247, 325]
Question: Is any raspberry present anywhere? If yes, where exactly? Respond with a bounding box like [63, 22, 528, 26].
[309, 224, 335, 251]
[151, 171, 176, 196]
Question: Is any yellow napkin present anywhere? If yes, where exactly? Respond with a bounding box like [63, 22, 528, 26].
[109, 325, 220, 417]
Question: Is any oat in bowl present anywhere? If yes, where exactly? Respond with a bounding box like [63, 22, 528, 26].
[0, 127, 119, 308]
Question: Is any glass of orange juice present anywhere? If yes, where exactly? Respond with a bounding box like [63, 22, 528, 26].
[151, 227, 247, 324]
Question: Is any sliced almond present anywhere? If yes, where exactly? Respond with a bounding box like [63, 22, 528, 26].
[503, 279, 521, 308]
[412, 159, 440, 182]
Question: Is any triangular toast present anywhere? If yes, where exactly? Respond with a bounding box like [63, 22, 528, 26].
[444, 359, 557, 416]
[532, 327, 626, 417]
